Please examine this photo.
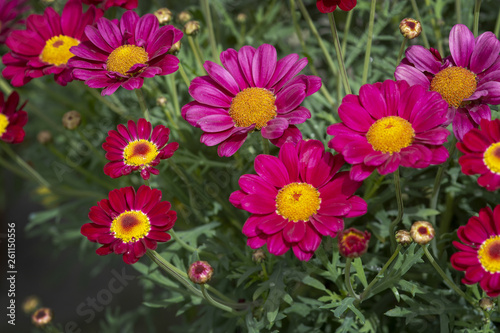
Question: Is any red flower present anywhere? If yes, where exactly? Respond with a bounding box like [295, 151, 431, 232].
[0, 91, 27, 144]
[316, 0, 357, 13]
[338, 228, 370, 258]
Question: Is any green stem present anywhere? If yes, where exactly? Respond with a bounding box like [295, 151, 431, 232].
[0, 76, 13, 95]
[1, 143, 50, 188]
[456, 0, 462, 24]
[424, 0, 444, 56]
[410, 0, 430, 49]
[344, 258, 360, 300]
[473, 0, 482, 37]
[363, 174, 385, 200]
[341, 11, 353, 58]
[169, 229, 217, 259]
[135, 89, 150, 121]
[187, 35, 205, 71]
[389, 169, 404, 251]
[166, 75, 181, 118]
[261, 136, 270, 155]
[178, 62, 191, 89]
[200, 284, 235, 313]
[495, 6, 500, 37]
[85, 85, 128, 118]
[328, 12, 351, 95]
[362, 0, 377, 85]
[201, 0, 220, 65]
[77, 129, 107, 163]
[396, 38, 407, 68]
[0, 153, 32, 180]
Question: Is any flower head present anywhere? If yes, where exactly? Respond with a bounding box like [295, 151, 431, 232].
[338, 228, 371, 258]
[32, 308, 52, 326]
[182, 44, 321, 157]
[230, 140, 367, 261]
[395, 24, 500, 140]
[410, 221, 435, 245]
[395, 230, 413, 246]
[62, 110, 81, 130]
[399, 18, 422, 40]
[81, 185, 177, 264]
[316, 0, 357, 13]
[69, 11, 182, 95]
[457, 118, 500, 191]
[2, 0, 102, 86]
[188, 261, 214, 284]
[327, 80, 450, 181]
[22, 295, 40, 314]
[0, 91, 27, 144]
[0, 0, 28, 45]
[451, 205, 500, 297]
[103, 118, 179, 180]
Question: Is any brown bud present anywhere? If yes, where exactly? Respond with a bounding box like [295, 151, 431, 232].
[37, 131, 52, 145]
[236, 13, 247, 24]
[252, 249, 266, 263]
[410, 221, 435, 245]
[62, 110, 81, 130]
[177, 11, 192, 24]
[32, 308, 52, 326]
[156, 96, 167, 107]
[22, 295, 40, 314]
[399, 18, 422, 39]
[479, 297, 495, 311]
[154, 8, 172, 25]
[184, 20, 200, 36]
[168, 40, 181, 55]
[395, 230, 413, 246]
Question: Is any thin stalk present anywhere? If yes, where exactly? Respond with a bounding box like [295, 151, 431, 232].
[200, 285, 235, 313]
[135, 89, 150, 121]
[341, 11, 354, 58]
[166, 75, 181, 118]
[187, 35, 205, 71]
[201, 0, 221, 65]
[424, 0, 444, 56]
[396, 38, 407, 67]
[344, 258, 360, 300]
[362, 0, 377, 85]
[456, 0, 462, 24]
[410, 0, 430, 49]
[389, 169, 404, 251]
[178, 62, 191, 89]
[261, 136, 270, 155]
[85, 86, 128, 118]
[1, 143, 50, 188]
[0, 154, 32, 180]
[0, 76, 13, 95]
[328, 13, 351, 95]
[77, 129, 107, 164]
[169, 229, 217, 259]
[495, 6, 500, 37]
[473, 0, 482, 37]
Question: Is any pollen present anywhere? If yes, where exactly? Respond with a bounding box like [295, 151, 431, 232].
[478, 235, 500, 273]
[110, 210, 151, 243]
[275, 182, 321, 222]
[366, 116, 415, 154]
[430, 66, 477, 108]
[483, 142, 500, 174]
[229, 87, 277, 129]
[123, 140, 159, 167]
[0, 113, 9, 136]
[106, 45, 149, 75]
[40, 35, 80, 66]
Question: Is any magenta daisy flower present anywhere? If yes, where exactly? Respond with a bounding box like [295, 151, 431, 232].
[0, 91, 27, 144]
[327, 80, 450, 181]
[69, 11, 182, 95]
[0, 0, 28, 45]
[457, 118, 500, 191]
[2, 0, 102, 87]
[103, 118, 179, 180]
[229, 140, 367, 261]
[181, 44, 321, 157]
[81, 185, 177, 264]
[395, 24, 500, 140]
[451, 205, 500, 297]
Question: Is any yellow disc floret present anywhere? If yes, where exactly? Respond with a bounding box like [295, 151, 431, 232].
[123, 140, 159, 167]
[275, 182, 321, 222]
[40, 35, 80, 66]
[484, 142, 500, 174]
[478, 235, 500, 273]
[107, 45, 149, 75]
[366, 116, 415, 154]
[430, 67, 477, 108]
[229, 87, 277, 129]
[110, 210, 151, 243]
[0, 113, 9, 137]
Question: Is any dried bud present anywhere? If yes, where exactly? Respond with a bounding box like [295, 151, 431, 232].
[188, 261, 213, 284]
[338, 228, 371, 258]
[62, 110, 81, 130]
[399, 18, 422, 39]
[479, 297, 495, 311]
[395, 230, 413, 246]
[156, 96, 167, 107]
[37, 130, 52, 145]
[252, 249, 266, 263]
[236, 13, 247, 24]
[177, 11, 192, 24]
[154, 8, 172, 25]
[22, 295, 40, 314]
[32, 308, 52, 326]
[184, 20, 200, 36]
[410, 221, 435, 245]
[168, 40, 181, 55]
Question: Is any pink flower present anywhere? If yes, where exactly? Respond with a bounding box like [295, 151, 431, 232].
[81, 0, 137, 10]
[69, 11, 182, 95]
[188, 261, 214, 284]
[0, 0, 28, 45]
[0, 91, 28, 144]
[338, 228, 370, 258]
[316, 0, 357, 13]
[457, 118, 500, 191]
[327, 80, 450, 181]
[182, 44, 321, 157]
[230, 140, 367, 261]
[395, 24, 500, 140]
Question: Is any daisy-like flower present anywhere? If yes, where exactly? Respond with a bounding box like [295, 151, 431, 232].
[2, 0, 102, 87]
[0, 91, 27, 144]
[457, 118, 500, 191]
[0, 0, 28, 45]
[69, 11, 183, 95]
[229, 140, 367, 261]
[451, 205, 500, 297]
[327, 80, 450, 181]
[81, 185, 177, 264]
[81, 0, 138, 10]
[410, 221, 435, 245]
[103, 118, 179, 180]
[395, 24, 500, 140]
[338, 228, 371, 258]
[316, 0, 357, 13]
[181, 44, 321, 157]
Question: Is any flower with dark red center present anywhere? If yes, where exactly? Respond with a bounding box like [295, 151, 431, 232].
[2, 0, 102, 87]
[230, 139, 367, 261]
[81, 185, 177, 264]
[0, 0, 28, 45]
[338, 228, 370, 258]
[32, 308, 52, 326]
[316, 0, 357, 13]
[0, 91, 27, 144]
[451, 205, 500, 297]
[457, 118, 500, 192]
[188, 261, 214, 284]
[103, 118, 179, 180]
[69, 11, 182, 95]
[410, 221, 435, 245]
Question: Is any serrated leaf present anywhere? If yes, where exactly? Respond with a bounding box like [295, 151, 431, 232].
[333, 297, 356, 318]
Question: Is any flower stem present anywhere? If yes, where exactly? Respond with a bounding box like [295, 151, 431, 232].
[1, 143, 51, 187]
[0, 76, 13, 95]
[85, 85, 128, 118]
[361, 0, 377, 85]
[409, 0, 430, 49]
[187, 35, 205, 71]
[169, 229, 217, 260]
[201, 0, 220, 65]
[77, 129, 107, 164]
[165, 75, 181, 118]
[200, 284, 235, 313]
[341, 11, 353, 58]
[396, 38, 407, 68]
[390, 168, 404, 251]
[344, 258, 360, 300]
[495, 6, 500, 37]
[473, 0, 482, 37]
[328, 12, 351, 95]
[261, 136, 270, 155]
[456, 0, 462, 24]
[135, 89, 150, 121]
[424, 0, 444, 56]
[178, 62, 191, 89]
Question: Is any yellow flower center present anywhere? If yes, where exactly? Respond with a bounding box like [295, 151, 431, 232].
[366, 116, 415, 154]
[40, 35, 80, 66]
[106, 45, 149, 75]
[123, 140, 158, 167]
[484, 142, 500, 174]
[229, 87, 277, 129]
[275, 182, 321, 222]
[430, 67, 477, 108]
[478, 235, 500, 273]
[0, 113, 9, 137]
[110, 210, 151, 243]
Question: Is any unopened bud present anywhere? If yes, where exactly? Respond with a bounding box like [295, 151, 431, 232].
[236, 13, 247, 24]
[32, 308, 52, 326]
[338, 228, 371, 258]
[37, 131, 52, 145]
[156, 96, 167, 107]
[184, 20, 200, 36]
[410, 221, 435, 245]
[252, 249, 266, 263]
[479, 297, 495, 311]
[177, 11, 192, 24]
[399, 18, 422, 39]
[395, 230, 413, 246]
[62, 110, 81, 130]
[188, 261, 213, 284]
[154, 8, 172, 25]
[22, 295, 40, 314]
[168, 40, 181, 55]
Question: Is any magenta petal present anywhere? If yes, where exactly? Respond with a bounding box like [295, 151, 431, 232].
[241, 194, 276, 214]
[254, 154, 290, 188]
[405, 45, 441, 74]
[279, 142, 299, 182]
[261, 118, 289, 139]
[189, 76, 232, 108]
[252, 44, 277, 87]
[257, 213, 289, 235]
[198, 115, 235, 132]
[204, 60, 240, 96]
[298, 225, 322, 252]
[238, 174, 278, 197]
[292, 246, 314, 261]
[394, 64, 431, 88]
[470, 32, 500, 73]
[449, 24, 475, 67]
[282, 221, 306, 243]
[267, 232, 289, 256]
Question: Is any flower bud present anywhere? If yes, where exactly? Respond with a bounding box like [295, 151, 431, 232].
[177, 11, 192, 24]
[168, 40, 181, 55]
[399, 18, 422, 39]
[184, 20, 200, 36]
[188, 261, 213, 284]
[410, 221, 435, 245]
[479, 297, 495, 311]
[37, 130, 52, 145]
[62, 110, 81, 130]
[395, 230, 413, 246]
[156, 96, 167, 107]
[338, 228, 371, 258]
[252, 249, 266, 263]
[236, 13, 247, 24]
[22, 295, 40, 314]
[32, 308, 52, 326]
[154, 8, 172, 25]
